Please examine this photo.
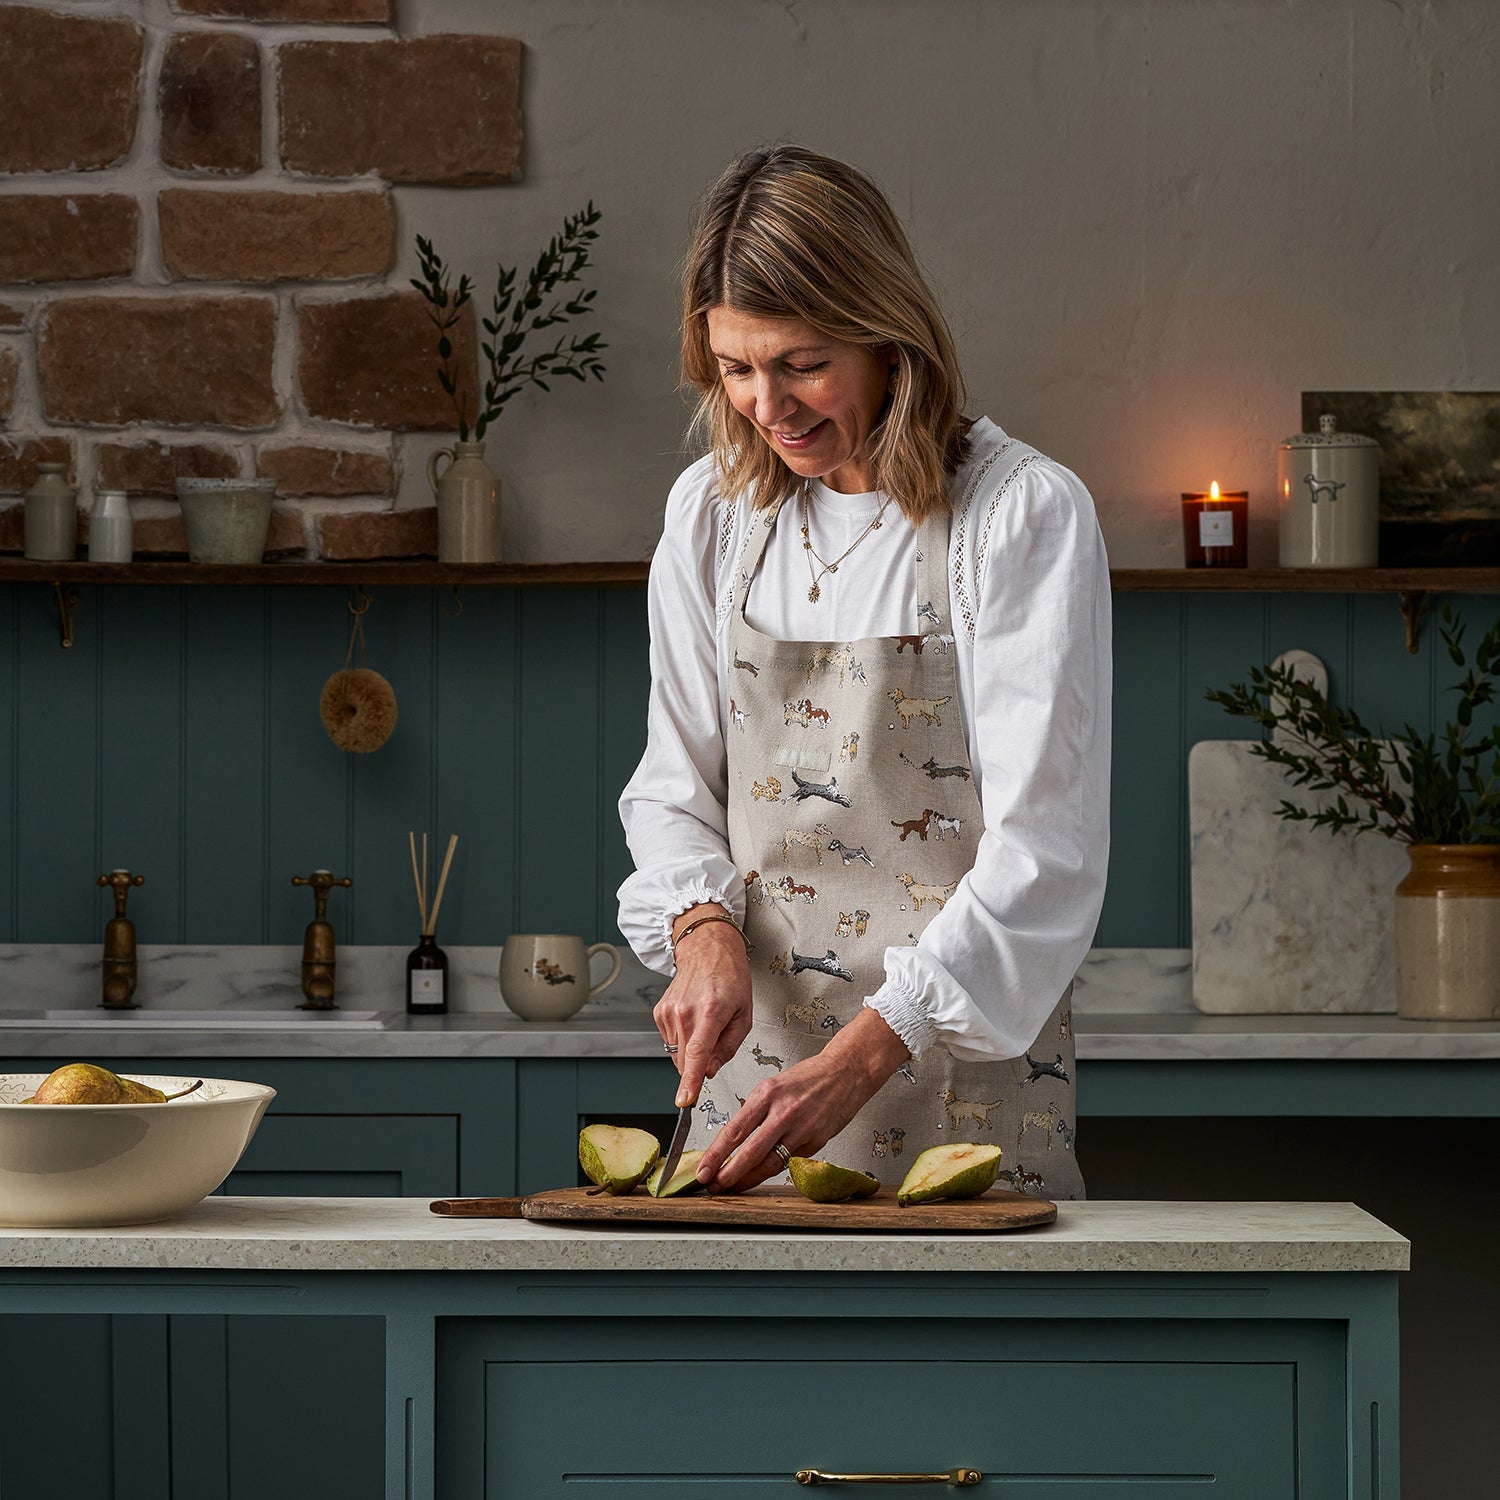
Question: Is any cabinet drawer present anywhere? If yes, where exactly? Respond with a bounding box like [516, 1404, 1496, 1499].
[438, 1317, 1345, 1498]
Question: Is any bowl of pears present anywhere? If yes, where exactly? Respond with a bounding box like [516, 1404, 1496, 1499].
[0, 1064, 275, 1228]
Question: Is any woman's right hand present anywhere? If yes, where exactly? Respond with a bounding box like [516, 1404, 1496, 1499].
[653, 904, 754, 1109]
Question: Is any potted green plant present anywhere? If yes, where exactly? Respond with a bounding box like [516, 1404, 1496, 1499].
[412, 203, 607, 563]
[1207, 605, 1500, 1021]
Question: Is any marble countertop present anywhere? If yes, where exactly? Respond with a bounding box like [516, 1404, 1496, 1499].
[0, 944, 1494, 1059]
[0, 1007, 1497, 1059]
[0, 1197, 1409, 1275]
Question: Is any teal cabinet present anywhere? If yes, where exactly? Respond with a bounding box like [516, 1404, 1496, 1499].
[433, 1287, 1373, 1498]
[0, 1057, 515, 1500]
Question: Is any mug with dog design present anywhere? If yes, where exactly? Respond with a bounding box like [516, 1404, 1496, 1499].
[499, 934, 622, 1021]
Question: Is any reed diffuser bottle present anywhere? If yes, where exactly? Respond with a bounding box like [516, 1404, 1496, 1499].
[407, 832, 457, 1015]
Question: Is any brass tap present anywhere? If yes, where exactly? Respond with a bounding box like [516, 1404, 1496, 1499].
[291, 869, 352, 1010]
[98, 870, 145, 1009]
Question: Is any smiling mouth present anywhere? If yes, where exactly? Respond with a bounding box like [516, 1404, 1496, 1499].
[772, 420, 827, 444]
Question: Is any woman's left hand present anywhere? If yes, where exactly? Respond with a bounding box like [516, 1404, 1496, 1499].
[694, 1008, 912, 1191]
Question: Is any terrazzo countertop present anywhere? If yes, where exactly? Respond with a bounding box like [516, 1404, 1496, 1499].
[0, 945, 1494, 1059]
[0, 1197, 1409, 1275]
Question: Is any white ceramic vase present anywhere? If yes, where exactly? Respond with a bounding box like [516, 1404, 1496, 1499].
[428, 440, 502, 564]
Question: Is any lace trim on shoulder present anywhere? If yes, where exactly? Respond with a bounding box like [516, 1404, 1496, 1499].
[973, 453, 1041, 611]
[714, 495, 738, 631]
[951, 439, 1014, 642]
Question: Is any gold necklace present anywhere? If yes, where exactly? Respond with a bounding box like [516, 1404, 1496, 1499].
[800, 484, 890, 603]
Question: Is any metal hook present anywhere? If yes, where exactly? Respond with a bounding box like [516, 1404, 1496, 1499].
[440, 586, 464, 620]
[348, 587, 372, 617]
[53, 582, 77, 649]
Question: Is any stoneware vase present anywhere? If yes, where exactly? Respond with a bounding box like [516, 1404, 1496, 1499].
[1393, 843, 1500, 1020]
[23, 462, 77, 561]
[428, 440, 501, 564]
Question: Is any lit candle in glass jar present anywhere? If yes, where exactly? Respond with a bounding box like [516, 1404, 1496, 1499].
[1182, 481, 1249, 567]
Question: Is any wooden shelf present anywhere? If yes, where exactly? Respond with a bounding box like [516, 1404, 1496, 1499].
[1110, 567, 1500, 593]
[0, 558, 650, 587]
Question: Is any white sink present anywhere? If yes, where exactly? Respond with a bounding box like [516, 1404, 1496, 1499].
[0, 1008, 393, 1030]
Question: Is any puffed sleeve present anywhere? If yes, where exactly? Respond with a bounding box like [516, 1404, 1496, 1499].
[866, 457, 1112, 1060]
[616, 460, 746, 974]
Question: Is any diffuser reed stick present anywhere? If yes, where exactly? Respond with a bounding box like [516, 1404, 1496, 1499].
[408, 831, 428, 932]
[426, 834, 459, 936]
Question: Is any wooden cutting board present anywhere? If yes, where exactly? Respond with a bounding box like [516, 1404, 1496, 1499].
[431, 1186, 1057, 1233]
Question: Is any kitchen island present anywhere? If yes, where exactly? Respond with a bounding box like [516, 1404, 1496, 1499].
[0, 1197, 1405, 1498]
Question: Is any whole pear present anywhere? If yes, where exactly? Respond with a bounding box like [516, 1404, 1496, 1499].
[32, 1062, 130, 1104]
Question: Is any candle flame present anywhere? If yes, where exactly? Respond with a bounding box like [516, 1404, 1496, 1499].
[1209, 481, 1221, 500]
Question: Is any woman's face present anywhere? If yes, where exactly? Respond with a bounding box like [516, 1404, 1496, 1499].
[706, 308, 893, 494]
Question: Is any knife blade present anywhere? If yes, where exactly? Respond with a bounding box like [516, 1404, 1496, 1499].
[652, 1103, 694, 1196]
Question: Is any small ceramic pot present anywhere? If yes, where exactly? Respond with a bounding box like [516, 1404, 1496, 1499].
[175, 478, 276, 565]
[1394, 843, 1500, 1020]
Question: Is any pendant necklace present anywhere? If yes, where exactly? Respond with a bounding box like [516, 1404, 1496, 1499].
[800, 484, 891, 603]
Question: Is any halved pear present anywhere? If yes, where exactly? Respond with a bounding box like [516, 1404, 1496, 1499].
[646, 1149, 708, 1198]
[787, 1155, 881, 1203]
[578, 1123, 660, 1195]
[896, 1142, 1002, 1206]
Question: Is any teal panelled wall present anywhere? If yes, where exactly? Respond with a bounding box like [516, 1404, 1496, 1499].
[3, 581, 1498, 948]
[0, 583, 648, 948]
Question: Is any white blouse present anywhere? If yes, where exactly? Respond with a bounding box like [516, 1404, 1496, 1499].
[617, 417, 1112, 1063]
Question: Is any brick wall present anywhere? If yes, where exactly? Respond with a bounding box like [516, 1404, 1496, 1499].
[0, 1, 520, 560]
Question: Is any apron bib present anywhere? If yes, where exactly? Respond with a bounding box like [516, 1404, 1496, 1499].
[688, 493, 1083, 1200]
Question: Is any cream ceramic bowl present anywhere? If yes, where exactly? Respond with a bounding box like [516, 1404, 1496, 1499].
[0, 1074, 275, 1228]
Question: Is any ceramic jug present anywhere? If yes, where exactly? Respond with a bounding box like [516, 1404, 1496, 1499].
[428, 441, 502, 564]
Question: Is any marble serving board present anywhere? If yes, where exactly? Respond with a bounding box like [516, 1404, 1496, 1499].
[1189, 740, 1409, 1013]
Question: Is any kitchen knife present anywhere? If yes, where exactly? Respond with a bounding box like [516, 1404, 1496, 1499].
[652, 1103, 693, 1196]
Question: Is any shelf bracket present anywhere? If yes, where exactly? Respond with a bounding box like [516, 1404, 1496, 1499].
[1397, 590, 1427, 655]
[51, 581, 77, 649]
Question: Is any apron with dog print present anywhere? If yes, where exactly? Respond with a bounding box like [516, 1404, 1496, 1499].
[687, 491, 1083, 1200]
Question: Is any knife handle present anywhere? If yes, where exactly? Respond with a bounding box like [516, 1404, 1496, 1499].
[428, 1197, 525, 1217]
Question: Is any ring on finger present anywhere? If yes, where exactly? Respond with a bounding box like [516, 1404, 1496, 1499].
[662, 1042, 679, 1054]
[773, 1143, 791, 1166]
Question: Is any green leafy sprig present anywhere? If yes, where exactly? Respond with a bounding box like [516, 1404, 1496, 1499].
[1205, 605, 1500, 845]
[411, 203, 607, 442]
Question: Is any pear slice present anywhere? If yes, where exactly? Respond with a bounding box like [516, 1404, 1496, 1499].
[578, 1124, 661, 1196]
[787, 1155, 881, 1204]
[896, 1142, 1002, 1206]
[646, 1149, 708, 1198]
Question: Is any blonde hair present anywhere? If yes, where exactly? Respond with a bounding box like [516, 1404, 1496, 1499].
[681, 144, 969, 522]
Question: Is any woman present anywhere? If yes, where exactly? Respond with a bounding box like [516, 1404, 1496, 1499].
[618, 145, 1110, 1199]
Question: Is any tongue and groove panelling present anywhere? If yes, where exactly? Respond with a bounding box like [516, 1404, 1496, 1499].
[0, 581, 1494, 948]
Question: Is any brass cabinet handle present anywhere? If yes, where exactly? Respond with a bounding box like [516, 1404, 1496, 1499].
[795, 1470, 981, 1487]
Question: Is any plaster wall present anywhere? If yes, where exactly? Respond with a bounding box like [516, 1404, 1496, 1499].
[398, 0, 1500, 566]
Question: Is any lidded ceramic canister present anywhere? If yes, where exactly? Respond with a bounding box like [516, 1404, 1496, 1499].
[1278, 414, 1380, 568]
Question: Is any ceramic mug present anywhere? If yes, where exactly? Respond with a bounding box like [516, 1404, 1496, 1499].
[499, 935, 622, 1022]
